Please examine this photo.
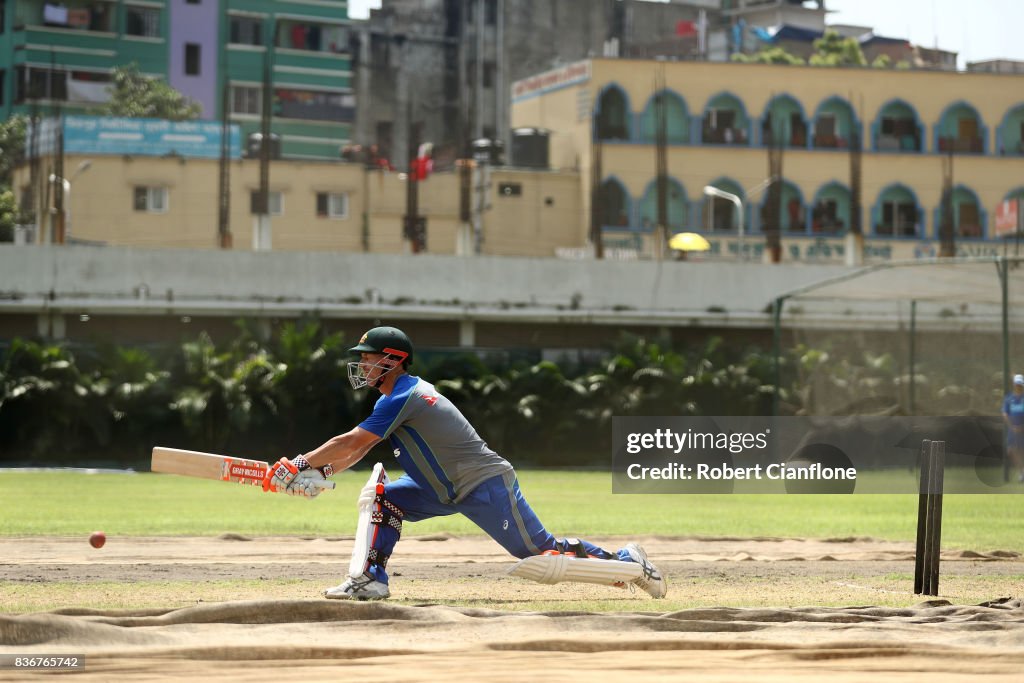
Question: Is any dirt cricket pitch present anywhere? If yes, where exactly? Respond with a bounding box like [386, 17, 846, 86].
[1, 534, 1023, 681]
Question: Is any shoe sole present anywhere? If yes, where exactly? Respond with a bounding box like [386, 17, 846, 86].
[323, 591, 390, 600]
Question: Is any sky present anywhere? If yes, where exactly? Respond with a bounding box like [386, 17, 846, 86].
[346, 0, 1021, 69]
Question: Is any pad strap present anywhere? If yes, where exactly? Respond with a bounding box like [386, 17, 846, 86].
[376, 494, 404, 519]
[371, 508, 403, 533]
[367, 547, 389, 570]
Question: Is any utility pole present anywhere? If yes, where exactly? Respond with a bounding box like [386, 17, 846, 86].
[457, 158, 473, 255]
[846, 92, 863, 266]
[764, 109, 784, 263]
[654, 68, 668, 260]
[938, 150, 955, 257]
[403, 112, 425, 253]
[50, 49, 66, 245]
[590, 135, 604, 260]
[217, 79, 232, 248]
[254, 18, 278, 251]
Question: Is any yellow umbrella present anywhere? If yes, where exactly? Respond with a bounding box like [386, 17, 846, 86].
[668, 232, 711, 252]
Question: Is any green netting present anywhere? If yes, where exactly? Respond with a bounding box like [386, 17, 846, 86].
[774, 257, 1024, 417]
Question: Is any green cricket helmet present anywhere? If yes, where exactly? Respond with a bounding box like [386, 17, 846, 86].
[347, 326, 414, 389]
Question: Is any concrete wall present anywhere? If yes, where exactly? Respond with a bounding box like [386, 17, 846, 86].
[0, 244, 844, 323]
[12, 155, 583, 257]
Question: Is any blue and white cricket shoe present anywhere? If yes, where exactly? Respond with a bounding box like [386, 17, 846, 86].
[623, 542, 668, 598]
[324, 573, 390, 600]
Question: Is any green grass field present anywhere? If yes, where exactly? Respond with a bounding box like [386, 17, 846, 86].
[1, 469, 1022, 552]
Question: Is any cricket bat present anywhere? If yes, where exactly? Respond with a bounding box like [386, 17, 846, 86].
[150, 447, 336, 491]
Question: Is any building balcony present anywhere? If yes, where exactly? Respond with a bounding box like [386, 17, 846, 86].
[938, 136, 984, 154]
[13, 24, 120, 55]
[812, 134, 849, 149]
[702, 126, 748, 145]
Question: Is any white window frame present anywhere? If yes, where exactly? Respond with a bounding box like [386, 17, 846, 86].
[125, 5, 161, 38]
[230, 85, 261, 115]
[228, 14, 264, 46]
[317, 191, 348, 219]
[251, 190, 283, 216]
[134, 186, 168, 213]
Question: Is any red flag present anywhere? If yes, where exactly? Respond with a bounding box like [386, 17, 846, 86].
[676, 20, 697, 37]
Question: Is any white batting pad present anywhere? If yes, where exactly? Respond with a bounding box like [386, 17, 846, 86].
[508, 554, 643, 586]
[348, 463, 389, 579]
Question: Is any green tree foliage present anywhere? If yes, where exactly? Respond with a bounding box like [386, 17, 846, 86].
[871, 54, 893, 69]
[0, 116, 28, 241]
[0, 115, 27, 186]
[731, 47, 805, 65]
[809, 30, 867, 67]
[0, 339, 112, 458]
[2, 323, 951, 467]
[0, 189, 18, 242]
[97, 64, 201, 121]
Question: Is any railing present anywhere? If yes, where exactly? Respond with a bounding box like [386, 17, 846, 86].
[937, 136, 984, 153]
[702, 126, 748, 145]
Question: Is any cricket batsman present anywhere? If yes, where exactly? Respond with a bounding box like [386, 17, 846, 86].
[264, 326, 667, 600]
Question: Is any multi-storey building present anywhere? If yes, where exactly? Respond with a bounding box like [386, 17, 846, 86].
[15, 58, 1024, 263]
[512, 58, 1024, 262]
[0, 0, 354, 159]
[353, 0, 730, 170]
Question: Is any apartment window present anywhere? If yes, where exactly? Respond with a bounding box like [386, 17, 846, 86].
[229, 16, 262, 45]
[230, 86, 260, 115]
[316, 192, 348, 219]
[250, 191, 283, 216]
[16, 67, 68, 102]
[133, 187, 167, 213]
[879, 201, 917, 236]
[125, 5, 160, 38]
[185, 44, 200, 76]
[275, 88, 353, 122]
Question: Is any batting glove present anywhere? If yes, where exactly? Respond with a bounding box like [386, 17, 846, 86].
[285, 469, 328, 499]
[263, 455, 310, 493]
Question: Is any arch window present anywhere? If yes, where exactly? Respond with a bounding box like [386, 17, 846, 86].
[813, 97, 858, 149]
[597, 177, 632, 228]
[639, 91, 689, 144]
[762, 94, 807, 148]
[639, 178, 688, 233]
[811, 182, 851, 234]
[874, 100, 922, 152]
[760, 180, 805, 233]
[703, 178, 744, 232]
[936, 102, 984, 154]
[998, 104, 1024, 156]
[936, 185, 985, 238]
[595, 86, 630, 141]
[702, 93, 749, 145]
[874, 184, 921, 237]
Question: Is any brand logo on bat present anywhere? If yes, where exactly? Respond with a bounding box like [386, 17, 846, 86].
[225, 460, 268, 482]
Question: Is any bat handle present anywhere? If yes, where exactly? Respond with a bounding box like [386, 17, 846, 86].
[315, 479, 336, 490]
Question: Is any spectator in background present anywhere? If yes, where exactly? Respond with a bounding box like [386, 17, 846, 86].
[1003, 374, 1024, 483]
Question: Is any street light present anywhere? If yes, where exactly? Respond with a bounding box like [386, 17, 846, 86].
[48, 160, 93, 243]
[703, 176, 777, 260]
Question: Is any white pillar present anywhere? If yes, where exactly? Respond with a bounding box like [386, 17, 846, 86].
[459, 320, 476, 347]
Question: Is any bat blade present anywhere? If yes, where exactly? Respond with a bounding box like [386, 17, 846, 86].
[150, 447, 335, 490]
